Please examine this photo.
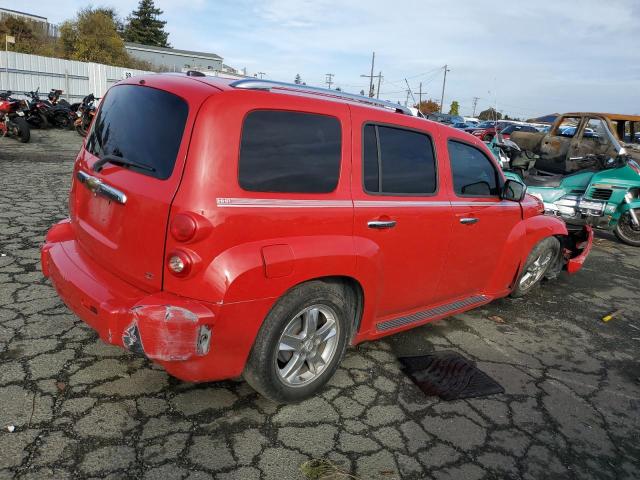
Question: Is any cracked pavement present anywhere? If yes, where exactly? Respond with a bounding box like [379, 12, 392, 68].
[0, 130, 639, 479]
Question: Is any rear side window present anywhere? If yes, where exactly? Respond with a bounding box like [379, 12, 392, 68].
[363, 124, 437, 195]
[448, 140, 500, 197]
[86, 85, 188, 180]
[239, 111, 341, 193]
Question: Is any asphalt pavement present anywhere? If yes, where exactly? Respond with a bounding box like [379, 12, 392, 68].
[0, 129, 638, 479]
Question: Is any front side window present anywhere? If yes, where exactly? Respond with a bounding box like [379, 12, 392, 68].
[86, 85, 189, 180]
[448, 140, 500, 197]
[555, 116, 581, 138]
[363, 124, 437, 195]
[239, 111, 342, 193]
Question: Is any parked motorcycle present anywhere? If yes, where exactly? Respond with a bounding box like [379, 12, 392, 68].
[74, 94, 97, 137]
[492, 135, 640, 247]
[24, 89, 76, 129]
[0, 91, 30, 143]
[48, 89, 81, 113]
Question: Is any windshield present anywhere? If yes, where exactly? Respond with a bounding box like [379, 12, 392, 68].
[477, 121, 494, 128]
[86, 85, 189, 180]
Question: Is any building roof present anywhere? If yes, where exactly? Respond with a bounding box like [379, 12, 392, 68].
[0, 8, 47, 21]
[124, 42, 222, 61]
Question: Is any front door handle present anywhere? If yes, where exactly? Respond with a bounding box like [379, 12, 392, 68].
[368, 220, 397, 229]
[459, 217, 479, 225]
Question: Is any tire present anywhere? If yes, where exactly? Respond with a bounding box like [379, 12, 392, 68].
[13, 117, 30, 143]
[53, 112, 72, 129]
[511, 237, 560, 297]
[614, 210, 640, 247]
[243, 280, 352, 403]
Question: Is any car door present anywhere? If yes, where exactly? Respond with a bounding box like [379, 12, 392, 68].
[438, 139, 522, 300]
[352, 110, 454, 320]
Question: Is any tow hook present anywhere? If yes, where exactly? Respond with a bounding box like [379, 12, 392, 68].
[624, 193, 640, 227]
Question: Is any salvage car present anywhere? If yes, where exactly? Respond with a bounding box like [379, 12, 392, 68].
[41, 75, 592, 402]
[494, 114, 640, 246]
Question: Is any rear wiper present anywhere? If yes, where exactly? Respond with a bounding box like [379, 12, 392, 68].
[92, 154, 156, 173]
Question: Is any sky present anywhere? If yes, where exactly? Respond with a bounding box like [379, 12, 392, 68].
[9, 0, 640, 118]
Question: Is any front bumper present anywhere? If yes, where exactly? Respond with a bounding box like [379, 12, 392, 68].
[565, 225, 593, 274]
[41, 219, 271, 382]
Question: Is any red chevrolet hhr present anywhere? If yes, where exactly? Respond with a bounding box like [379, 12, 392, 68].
[41, 73, 592, 402]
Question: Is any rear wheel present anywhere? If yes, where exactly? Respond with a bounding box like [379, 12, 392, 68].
[614, 210, 640, 247]
[53, 112, 72, 129]
[511, 237, 560, 297]
[243, 280, 351, 403]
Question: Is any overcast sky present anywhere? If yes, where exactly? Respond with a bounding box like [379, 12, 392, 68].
[11, 0, 640, 118]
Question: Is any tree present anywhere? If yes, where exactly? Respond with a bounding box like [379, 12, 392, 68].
[294, 74, 302, 84]
[478, 107, 502, 121]
[335, 87, 341, 91]
[360, 89, 365, 96]
[59, 7, 130, 66]
[0, 16, 54, 56]
[123, 0, 170, 47]
[416, 99, 440, 115]
[448, 100, 460, 116]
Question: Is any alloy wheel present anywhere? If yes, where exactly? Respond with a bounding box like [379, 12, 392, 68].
[519, 251, 553, 290]
[275, 305, 340, 387]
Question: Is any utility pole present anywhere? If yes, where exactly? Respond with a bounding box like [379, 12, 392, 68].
[376, 72, 382, 99]
[439, 64, 450, 113]
[418, 82, 423, 107]
[256, 72, 266, 79]
[325, 73, 334, 89]
[472, 96, 480, 117]
[360, 51, 376, 97]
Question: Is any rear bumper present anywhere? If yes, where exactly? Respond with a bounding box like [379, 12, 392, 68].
[41, 219, 271, 382]
[565, 225, 593, 274]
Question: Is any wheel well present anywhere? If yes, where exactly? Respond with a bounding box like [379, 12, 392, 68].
[311, 276, 364, 343]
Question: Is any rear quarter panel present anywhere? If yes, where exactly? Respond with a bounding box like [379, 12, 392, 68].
[163, 90, 356, 305]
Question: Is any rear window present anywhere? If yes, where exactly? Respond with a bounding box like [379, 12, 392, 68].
[238, 110, 341, 193]
[86, 85, 188, 180]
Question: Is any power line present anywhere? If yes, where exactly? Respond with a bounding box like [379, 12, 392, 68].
[325, 73, 334, 89]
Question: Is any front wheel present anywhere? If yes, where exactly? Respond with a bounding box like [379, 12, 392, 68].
[511, 237, 560, 297]
[614, 210, 640, 247]
[243, 280, 351, 403]
[14, 117, 30, 143]
[53, 112, 72, 129]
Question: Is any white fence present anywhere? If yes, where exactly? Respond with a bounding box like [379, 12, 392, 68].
[0, 51, 150, 101]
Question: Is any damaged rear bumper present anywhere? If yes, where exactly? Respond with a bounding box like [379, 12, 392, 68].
[40, 219, 246, 381]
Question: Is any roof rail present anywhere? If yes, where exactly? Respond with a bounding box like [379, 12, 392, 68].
[229, 78, 413, 115]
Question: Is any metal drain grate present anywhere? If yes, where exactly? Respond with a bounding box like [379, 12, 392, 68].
[398, 351, 504, 400]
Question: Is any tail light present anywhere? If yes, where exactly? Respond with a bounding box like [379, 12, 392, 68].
[170, 213, 197, 242]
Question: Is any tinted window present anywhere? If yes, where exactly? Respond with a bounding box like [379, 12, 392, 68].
[239, 111, 341, 193]
[363, 125, 436, 195]
[448, 141, 500, 197]
[86, 85, 188, 180]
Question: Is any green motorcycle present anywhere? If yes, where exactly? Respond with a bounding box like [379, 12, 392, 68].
[490, 137, 640, 246]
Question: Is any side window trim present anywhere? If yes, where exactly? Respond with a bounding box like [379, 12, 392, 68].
[361, 121, 439, 197]
[447, 138, 502, 199]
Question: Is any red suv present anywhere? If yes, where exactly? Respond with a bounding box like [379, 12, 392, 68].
[41, 75, 593, 402]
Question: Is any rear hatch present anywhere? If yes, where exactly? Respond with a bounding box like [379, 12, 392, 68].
[70, 81, 198, 292]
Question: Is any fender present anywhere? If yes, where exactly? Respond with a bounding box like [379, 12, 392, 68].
[485, 215, 568, 295]
[616, 198, 640, 217]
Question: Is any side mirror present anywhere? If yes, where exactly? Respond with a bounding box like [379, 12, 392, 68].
[501, 179, 526, 202]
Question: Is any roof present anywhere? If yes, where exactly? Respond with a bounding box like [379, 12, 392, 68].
[124, 42, 222, 61]
[561, 112, 640, 122]
[0, 8, 47, 21]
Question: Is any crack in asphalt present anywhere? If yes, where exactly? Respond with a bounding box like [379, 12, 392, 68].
[0, 130, 638, 480]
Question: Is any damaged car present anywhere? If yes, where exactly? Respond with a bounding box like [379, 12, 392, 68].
[497, 113, 640, 246]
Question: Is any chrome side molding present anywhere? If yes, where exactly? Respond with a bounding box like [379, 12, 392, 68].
[76, 170, 127, 205]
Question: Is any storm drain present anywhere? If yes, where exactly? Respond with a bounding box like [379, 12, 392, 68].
[398, 350, 504, 400]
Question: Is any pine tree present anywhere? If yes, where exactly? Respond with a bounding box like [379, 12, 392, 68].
[123, 0, 170, 47]
[294, 74, 302, 84]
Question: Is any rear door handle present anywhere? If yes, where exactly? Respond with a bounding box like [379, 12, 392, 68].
[368, 220, 397, 229]
[459, 217, 479, 225]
